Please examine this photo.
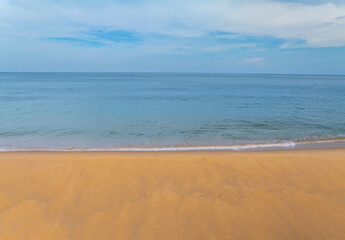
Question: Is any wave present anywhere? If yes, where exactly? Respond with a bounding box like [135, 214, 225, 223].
[1, 138, 345, 152]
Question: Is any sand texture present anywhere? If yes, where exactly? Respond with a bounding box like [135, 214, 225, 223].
[0, 149, 345, 240]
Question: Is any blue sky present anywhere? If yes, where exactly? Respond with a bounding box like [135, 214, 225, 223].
[0, 0, 345, 73]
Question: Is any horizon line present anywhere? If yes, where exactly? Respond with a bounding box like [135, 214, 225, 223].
[1, 72, 345, 76]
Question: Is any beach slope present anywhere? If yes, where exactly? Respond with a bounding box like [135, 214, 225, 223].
[0, 150, 344, 239]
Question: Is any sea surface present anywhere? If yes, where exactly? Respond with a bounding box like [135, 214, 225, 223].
[1, 72, 345, 151]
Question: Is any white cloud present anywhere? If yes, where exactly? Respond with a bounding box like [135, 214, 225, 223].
[203, 43, 258, 52]
[0, 0, 345, 48]
[240, 57, 265, 64]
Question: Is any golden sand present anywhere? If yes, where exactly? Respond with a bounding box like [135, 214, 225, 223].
[0, 149, 344, 240]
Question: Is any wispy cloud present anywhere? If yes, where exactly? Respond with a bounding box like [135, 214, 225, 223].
[88, 30, 141, 43]
[47, 37, 105, 47]
[1, 0, 345, 73]
[1, 0, 345, 48]
[203, 43, 258, 53]
[240, 57, 265, 64]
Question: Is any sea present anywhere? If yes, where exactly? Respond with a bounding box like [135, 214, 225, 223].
[1, 72, 345, 151]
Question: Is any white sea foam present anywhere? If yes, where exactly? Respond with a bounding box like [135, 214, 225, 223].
[1, 139, 344, 152]
[0, 141, 296, 152]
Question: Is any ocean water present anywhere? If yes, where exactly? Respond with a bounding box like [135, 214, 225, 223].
[1, 72, 345, 151]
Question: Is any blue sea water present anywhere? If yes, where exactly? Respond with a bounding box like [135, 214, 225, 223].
[0, 72, 345, 150]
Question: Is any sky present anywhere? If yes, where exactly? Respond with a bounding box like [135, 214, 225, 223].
[0, 0, 345, 74]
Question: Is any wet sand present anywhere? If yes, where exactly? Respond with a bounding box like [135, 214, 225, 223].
[0, 149, 344, 240]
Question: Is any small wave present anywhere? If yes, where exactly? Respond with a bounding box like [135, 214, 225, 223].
[295, 137, 345, 144]
[0, 142, 296, 152]
[0, 139, 344, 152]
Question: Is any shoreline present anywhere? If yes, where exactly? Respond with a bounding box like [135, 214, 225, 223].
[0, 149, 345, 239]
[1, 147, 345, 154]
[1, 139, 345, 152]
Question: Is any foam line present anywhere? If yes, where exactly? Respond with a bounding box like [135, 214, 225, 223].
[0, 142, 297, 152]
[1, 139, 345, 152]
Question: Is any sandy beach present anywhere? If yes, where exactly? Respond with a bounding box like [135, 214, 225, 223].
[0, 149, 344, 240]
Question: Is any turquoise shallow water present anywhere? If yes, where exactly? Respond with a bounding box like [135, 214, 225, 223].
[1, 73, 345, 150]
